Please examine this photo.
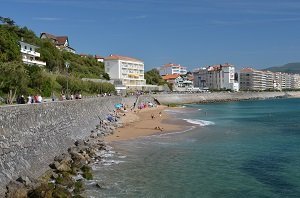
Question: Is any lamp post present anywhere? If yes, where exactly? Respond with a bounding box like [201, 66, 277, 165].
[65, 62, 70, 99]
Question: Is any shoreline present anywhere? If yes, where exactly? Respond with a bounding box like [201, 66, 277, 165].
[104, 105, 190, 142]
[3, 94, 300, 196]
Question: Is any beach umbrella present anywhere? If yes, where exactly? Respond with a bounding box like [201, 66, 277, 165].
[114, 103, 122, 109]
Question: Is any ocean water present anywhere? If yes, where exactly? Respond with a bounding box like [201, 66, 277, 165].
[85, 98, 300, 198]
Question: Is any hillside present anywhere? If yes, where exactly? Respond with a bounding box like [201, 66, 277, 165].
[263, 63, 300, 74]
[0, 16, 114, 104]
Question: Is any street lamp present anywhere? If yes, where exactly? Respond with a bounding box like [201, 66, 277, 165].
[65, 61, 70, 99]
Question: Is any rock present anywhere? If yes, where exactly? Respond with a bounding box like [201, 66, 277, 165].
[74, 140, 85, 147]
[6, 181, 28, 198]
[54, 153, 71, 163]
[90, 132, 97, 138]
[52, 172, 59, 179]
[95, 182, 108, 189]
[49, 161, 60, 170]
[16, 176, 31, 186]
[57, 161, 72, 172]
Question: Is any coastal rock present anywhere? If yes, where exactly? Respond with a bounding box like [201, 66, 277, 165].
[54, 153, 72, 163]
[95, 182, 108, 189]
[49, 161, 60, 170]
[74, 140, 85, 147]
[57, 161, 72, 172]
[16, 176, 32, 186]
[6, 181, 28, 198]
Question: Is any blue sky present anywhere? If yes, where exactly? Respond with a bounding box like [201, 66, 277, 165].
[1, 0, 300, 71]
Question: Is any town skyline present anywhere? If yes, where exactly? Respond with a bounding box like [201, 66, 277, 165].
[2, 0, 300, 71]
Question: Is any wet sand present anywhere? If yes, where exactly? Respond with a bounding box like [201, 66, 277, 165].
[104, 105, 188, 142]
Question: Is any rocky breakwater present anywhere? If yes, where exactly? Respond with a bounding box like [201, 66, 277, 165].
[152, 91, 300, 105]
[5, 113, 122, 198]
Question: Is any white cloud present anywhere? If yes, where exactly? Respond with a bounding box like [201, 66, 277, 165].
[33, 17, 62, 21]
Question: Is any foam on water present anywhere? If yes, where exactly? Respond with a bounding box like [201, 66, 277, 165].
[183, 119, 215, 126]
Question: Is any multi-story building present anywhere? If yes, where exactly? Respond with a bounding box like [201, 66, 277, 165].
[19, 40, 46, 67]
[291, 74, 300, 89]
[40, 32, 76, 54]
[240, 68, 300, 90]
[104, 54, 146, 88]
[159, 63, 187, 76]
[240, 68, 268, 90]
[193, 63, 239, 91]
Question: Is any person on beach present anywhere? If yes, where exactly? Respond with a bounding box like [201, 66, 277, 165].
[159, 112, 162, 117]
[151, 114, 155, 119]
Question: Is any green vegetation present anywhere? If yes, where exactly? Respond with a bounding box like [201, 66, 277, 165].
[81, 165, 93, 180]
[144, 68, 171, 90]
[263, 63, 300, 74]
[144, 69, 165, 85]
[0, 16, 114, 104]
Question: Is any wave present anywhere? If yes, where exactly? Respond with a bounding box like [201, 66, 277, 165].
[183, 119, 215, 126]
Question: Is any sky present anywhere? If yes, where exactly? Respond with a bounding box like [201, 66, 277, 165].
[1, 0, 300, 71]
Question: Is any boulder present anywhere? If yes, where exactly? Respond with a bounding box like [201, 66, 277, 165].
[6, 181, 28, 198]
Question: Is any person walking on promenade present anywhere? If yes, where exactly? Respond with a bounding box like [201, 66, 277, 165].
[27, 96, 32, 104]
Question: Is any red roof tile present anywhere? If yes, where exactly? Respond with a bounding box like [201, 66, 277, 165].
[162, 74, 180, 80]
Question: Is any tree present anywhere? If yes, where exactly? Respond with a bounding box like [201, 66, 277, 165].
[0, 28, 21, 62]
[0, 16, 15, 26]
[144, 69, 166, 85]
[0, 62, 29, 103]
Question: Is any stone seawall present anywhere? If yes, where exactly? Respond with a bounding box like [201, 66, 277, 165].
[0, 96, 136, 196]
[152, 91, 300, 105]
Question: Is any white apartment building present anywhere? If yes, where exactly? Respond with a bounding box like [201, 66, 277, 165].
[159, 63, 187, 76]
[193, 63, 239, 91]
[291, 74, 300, 89]
[19, 41, 46, 67]
[240, 68, 268, 90]
[104, 54, 146, 88]
[240, 68, 300, 90]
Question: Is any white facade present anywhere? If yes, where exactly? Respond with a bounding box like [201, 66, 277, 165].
[193, 63, 238, 91]
[240, 68, 300, 90]
[19, 41, 46, 66]
[159, 63, 187, 76]
[104, 55, 146, 88]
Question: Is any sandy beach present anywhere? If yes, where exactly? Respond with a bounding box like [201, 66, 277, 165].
[104, 105, 188, 142]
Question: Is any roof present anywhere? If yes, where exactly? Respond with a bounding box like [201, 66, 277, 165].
[19, 41, 39, 49]
[95, 55, 104, 59]
[56, 36, 68, 45]
[162, 74, 181, 80]
[104, 54, 143, 63]
[40, 32, 57, 40]
[40, 32, 69, 45]
[164, 63, 180, 67]
[240, 68, 256, 73]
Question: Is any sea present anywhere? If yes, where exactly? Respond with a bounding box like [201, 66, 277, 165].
[85, 98, 300, 198]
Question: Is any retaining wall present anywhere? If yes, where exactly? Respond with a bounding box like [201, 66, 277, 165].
[0, 96, 136, 195]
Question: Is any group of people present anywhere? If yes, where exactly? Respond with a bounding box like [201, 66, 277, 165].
[16, 95, 43, 104]
[56, 93, 82, 101]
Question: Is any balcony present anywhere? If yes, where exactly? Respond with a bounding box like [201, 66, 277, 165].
[21, 49, 40, 57]
[22, 58, 46, 66]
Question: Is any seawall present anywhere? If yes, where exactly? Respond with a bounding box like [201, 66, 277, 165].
[1, 92, 299, 195]
[152, 91, 300, 104]
[0, 96, 136, 196]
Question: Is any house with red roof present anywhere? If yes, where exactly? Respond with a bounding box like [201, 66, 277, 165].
[40, 32, 76, 54]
